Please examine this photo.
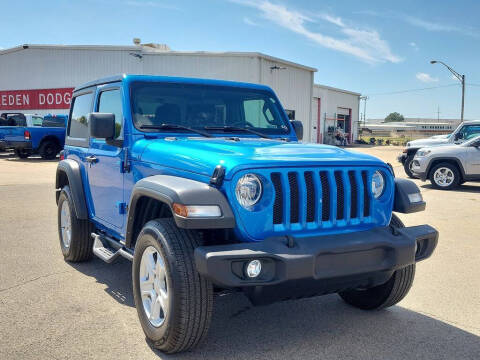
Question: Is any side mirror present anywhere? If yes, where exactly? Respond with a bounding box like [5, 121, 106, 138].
[454, 132, 463, 141]
[89, 113, 116, 140]
[290, 120, 303, 141]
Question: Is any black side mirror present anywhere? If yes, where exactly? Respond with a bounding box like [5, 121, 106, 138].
[454, 132, 463, 141]
[290, 120, 303, 141]
[89, 113, 116, 140]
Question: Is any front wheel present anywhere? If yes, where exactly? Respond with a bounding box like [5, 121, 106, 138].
[39, 140, 58, 160]
[403, 155, 417, 178]
[338, 214, 416, 310]
[132, 219, 213, 354]
[429, 162, 460, 190]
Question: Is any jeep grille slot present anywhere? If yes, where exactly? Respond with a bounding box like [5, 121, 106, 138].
[288, 172, 300, 223]
[320, 171, 330, 221]
[269, 168, 374, 229]
[348, 171, 358, 219]
[304, 172, 315, 222]
[271, 173, 283, 224]
[361, 171, 370, 217]
[334, 171, 345, 220]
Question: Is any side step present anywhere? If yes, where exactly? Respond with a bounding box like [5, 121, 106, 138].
[91, 233, 134, 263]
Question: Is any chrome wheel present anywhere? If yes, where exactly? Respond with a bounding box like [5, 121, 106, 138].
[139, 246, 169, 327]
[60, 200, 72, 248]
[433, 167, 454, 187]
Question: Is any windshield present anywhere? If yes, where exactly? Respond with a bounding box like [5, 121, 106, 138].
[130, 82, 290, 135]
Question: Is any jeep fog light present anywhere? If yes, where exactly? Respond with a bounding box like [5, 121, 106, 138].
[235, 174, 262, 208]
[172, 203, 222, 218]
[408, 192, 423, 203]
[245, 259, 262, 278]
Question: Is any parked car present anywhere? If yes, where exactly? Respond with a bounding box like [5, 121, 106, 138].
[412, 135, 480, 190]
[398, 120, 480, 177]
[55, 75, 438, 353]
[0, 113, 66, 159]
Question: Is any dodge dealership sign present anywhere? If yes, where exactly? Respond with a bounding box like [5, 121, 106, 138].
[0, 88, 74, 110]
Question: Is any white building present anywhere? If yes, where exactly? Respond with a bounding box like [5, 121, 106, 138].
[0, 43, 361, 143]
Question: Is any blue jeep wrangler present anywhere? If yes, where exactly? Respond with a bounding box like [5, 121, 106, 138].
[55, 75, 438, 353]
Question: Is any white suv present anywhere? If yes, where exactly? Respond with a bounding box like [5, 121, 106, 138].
[412, 136, 480, 190]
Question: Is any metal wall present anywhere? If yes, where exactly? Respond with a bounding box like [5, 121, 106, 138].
[0, 48, 315, 136]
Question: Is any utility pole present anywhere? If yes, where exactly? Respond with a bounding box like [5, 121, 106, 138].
[360, 96, 368, 127]
[437, 106, 440, 121]
[430, 60, 465, 122]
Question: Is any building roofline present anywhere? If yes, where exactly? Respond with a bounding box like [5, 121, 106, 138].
[314, 83, 361, 96]
[0, 44, 317, 72]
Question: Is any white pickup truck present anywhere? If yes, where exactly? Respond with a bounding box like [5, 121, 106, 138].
[398, 120, 480, 177]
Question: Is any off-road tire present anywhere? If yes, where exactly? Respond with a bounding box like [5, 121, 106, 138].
[338, 214, 416, 310]
[39, 140, 58, 160]
[403, 155, 417, 178]
[132, 218, 213, 354]
[57, 185, 94, 262]
[14, 148, 32, 159]
[428, 162, 460, 190]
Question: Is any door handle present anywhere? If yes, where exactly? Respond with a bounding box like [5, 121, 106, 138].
[85, 155, 98, 164]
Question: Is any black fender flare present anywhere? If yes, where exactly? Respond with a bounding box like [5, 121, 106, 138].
[55, 159, 88, 219]
[125, 175, 235, 246]
[425, 157, 466, 179]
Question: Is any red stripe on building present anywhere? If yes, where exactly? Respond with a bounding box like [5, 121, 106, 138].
[0, 88, 74, 110]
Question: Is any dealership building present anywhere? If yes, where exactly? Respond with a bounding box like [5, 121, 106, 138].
[0, 43, 360, 143]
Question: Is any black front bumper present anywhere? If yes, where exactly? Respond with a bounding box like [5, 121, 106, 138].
[397, 153, 407, 164]
[195, 225, 438, 291]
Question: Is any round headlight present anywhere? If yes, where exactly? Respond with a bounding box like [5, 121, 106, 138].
[371, 171, 385, 199]
[235, 174, 262, 208]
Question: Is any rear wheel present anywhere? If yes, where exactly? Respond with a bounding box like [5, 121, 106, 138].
[429, 162, 460, 190]
[132, 219, 213, 354]
[39, 140, 58, 160]
[14, 148, 32, 159]
[57, 185, 94, 262]
[338, 214, 416, 310]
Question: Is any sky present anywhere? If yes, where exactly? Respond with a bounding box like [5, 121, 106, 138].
[1, 0, 480, 120]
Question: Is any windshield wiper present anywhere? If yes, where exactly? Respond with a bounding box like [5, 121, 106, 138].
[203, 126, 271, 139]
[140, 123, 213, 138]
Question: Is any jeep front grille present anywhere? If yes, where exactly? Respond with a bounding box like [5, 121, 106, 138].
[270, 168, 372, 227]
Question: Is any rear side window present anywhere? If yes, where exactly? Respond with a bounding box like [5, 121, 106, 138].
[32, 116, 43, 126]
[69, 93, 93, 139]
[98, 89, 123, 139]
[43, 117, 66, 128]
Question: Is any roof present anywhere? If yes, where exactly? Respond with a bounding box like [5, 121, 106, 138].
[314, 83, 361, 96]
[0, 44, 317, 72]
[74, 74, 274, 93]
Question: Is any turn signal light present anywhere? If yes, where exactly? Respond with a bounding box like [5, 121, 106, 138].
[172, 203, 222, 218]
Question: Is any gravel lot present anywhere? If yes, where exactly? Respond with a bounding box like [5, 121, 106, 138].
[0, 146, 479, 360]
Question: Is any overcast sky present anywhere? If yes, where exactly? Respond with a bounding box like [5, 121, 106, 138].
[2, 0, 480, 119]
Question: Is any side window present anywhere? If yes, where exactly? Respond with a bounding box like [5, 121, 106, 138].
[69, 92, 93, 139]
[32, 116, 43, 126]
[464, 125, 480, 140]
[98, 89, 123, 139]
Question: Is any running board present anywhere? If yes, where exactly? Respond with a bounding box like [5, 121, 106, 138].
[91, 233, 133, 263]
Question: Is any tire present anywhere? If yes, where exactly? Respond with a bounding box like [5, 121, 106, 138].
[403, 155, 417, 178]
[14, 148, 32, 159]
[338, 214, 416, 310]
[57, 185, 94, 262]
[428, 162, 460, 190]
[132, 219, 213, 354]
[39, 140, 58, 160]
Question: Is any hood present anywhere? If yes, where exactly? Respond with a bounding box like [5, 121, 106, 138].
[407, 137, 450, 148]
[135, 137, 387, 179]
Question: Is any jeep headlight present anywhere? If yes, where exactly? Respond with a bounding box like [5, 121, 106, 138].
[235, 174, 262, 209]
[371, 171, 385, 199]
[416, 149, 431, 157]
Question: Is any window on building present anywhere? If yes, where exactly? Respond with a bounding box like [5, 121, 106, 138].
[98, 89, 123, 139]
[68, 92, 93, 139]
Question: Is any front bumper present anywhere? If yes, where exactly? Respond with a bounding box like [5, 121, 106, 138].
[397, 153, 407, 164]
[411, 157, 429, 181]
[195, 225, 438, 290]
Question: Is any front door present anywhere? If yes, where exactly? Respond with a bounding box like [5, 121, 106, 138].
[465, 141, 480, 175]
[87, 85, 125, 230]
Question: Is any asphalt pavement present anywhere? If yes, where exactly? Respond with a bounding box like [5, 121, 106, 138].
[0, 147, 479, 360]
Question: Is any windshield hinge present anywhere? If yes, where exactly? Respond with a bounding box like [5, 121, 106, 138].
[121, 148, 131, 173]
[210, 165, 225, 187]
